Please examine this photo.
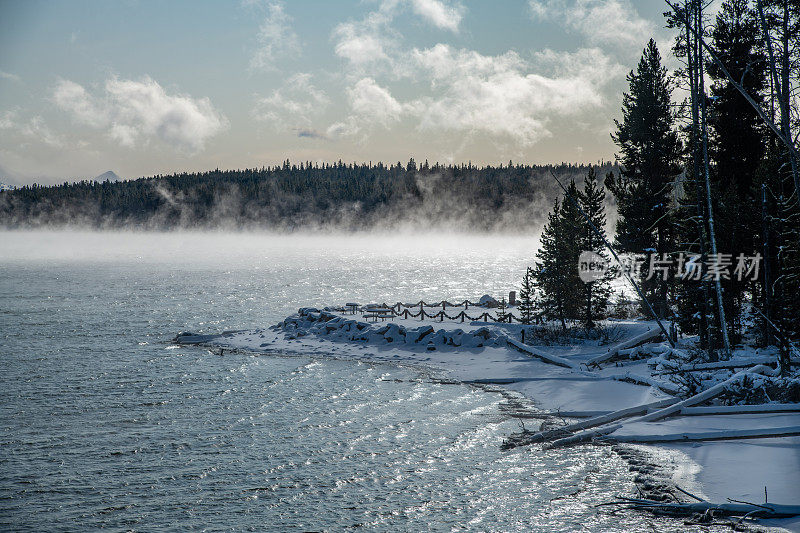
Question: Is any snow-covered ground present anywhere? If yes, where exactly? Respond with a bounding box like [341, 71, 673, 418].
[176, 305, 800, 531]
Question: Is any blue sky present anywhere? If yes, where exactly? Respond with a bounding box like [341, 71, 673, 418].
[0, 0, 682, 184]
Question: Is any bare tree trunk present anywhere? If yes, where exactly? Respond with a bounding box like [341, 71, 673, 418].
[686, 1, 712, 351]
[695, 1, 733, 358]
[762, 184, 773, 346]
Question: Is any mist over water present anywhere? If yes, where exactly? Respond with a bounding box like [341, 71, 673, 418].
[1, 231, 685, 531]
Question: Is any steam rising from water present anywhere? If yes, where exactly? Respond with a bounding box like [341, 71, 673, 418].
[0, 230, 542, 266]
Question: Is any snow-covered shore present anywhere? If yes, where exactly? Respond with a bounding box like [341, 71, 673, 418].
[176, 305, 800, 530]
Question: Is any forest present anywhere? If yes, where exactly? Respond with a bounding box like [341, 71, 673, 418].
[525, 0, 800, 355]
[0, 161, 613, 232]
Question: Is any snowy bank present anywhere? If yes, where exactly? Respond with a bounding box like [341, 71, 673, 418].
[176, 305, 800, 530]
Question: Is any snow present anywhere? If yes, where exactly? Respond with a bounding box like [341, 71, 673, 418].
[176, 305, 800, 530]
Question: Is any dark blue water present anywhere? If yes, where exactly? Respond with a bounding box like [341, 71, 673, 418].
[0, 231, 684, 531]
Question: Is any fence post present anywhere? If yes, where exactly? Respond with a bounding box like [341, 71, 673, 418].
[460, 311, 465, 323]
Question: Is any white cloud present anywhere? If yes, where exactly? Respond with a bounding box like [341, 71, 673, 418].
[0, 110, 17, 129]
[254, 73, 329, 128]
[333, 22, 390, 66]
[349, 78, 403, 126]
[330, 44, 619, 146]
[21, 116, 63, 147]
[410, 0, 464, 32]
[53, 76, 228, 152]
[53, 79, 107, 127]
[331, 0, 464, 69]
[529, 0, 653, 49]
[249, 1, 300, 70]
[0, 70, 21, 83]
[407, 44, 607, 144]
[0, 110, 64, 147]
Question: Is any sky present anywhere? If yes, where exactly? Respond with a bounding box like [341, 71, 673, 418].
[0, 0, 685, 185]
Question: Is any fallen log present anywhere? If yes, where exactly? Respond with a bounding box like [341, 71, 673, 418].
[507, 397, 678, 448]
[605, 373, 683, 395]
[546, 365, 782, 448]
[680, 403, 800, 416]
[598, 425, 800, 443]
[654, 356, 796, 374]
[585, 328, 663, 367]
[506, 337, 575, 369]
[602, 496, 800, 519]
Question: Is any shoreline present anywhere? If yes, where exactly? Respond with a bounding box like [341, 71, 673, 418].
[175, 307, 800, 531]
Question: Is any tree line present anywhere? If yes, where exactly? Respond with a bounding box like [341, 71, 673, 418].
[0, 161, 615, 233]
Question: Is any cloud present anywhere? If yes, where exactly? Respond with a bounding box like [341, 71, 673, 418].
[333, 23, 390, 66]
[0, 110, 17, 129]
[331, 0, 464, 69]
[409, 44, 609, 144]
[529, 0, 653, 49]
[249, 1, 300, 70]
[410, 0, 464, 32]
[349, 77, 403, 125]
[0, 70, 21, 83]
[53, 76, 228, 152]
[254, 73, 329, 128]
[21, 116, 63, 147]
[53, 79, 107, 127]
[330, 44, 618, 146]
[0, 110, 65, 147]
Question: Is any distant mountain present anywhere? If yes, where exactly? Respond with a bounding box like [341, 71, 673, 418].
[94, 170, 121, 182]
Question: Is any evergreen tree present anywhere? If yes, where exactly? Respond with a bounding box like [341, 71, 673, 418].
[533, 181, 583, 330]
[578, 169, 612, 328]
[518, 267, 536, 325]
[495, 297, 508, 322]
[609, 39, 683, 318]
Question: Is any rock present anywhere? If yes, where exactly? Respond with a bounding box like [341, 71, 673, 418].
[478, 294, 499, 308]
[414, 325, 434, 343]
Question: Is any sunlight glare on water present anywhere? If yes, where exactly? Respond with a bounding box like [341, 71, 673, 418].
[1, 231, 696, 531]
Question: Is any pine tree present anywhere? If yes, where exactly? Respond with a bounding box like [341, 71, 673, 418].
[518, 267, 536, 325]
[609, 39, 683, 318]
[533, 182, 583, 330]
[495, 297, 508, 322]
[578, 168, 612, 328]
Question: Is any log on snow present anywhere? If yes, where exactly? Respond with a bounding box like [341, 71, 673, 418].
[546, 365, 782, 448]
[609, 498, 800, 519]
[680, 403, 800, 416]
[506, 337, 575, 369]
[585, 328, 663, 366]
[518, 397, 678, 446]
[599, 425, 800, 444]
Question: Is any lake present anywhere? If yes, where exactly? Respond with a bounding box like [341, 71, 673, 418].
[0, 231, 685, 531]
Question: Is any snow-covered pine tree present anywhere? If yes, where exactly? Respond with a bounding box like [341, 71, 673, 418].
[518, 267, 536, 325]
[495, 297, 508, 323]
[533, 181, 583, 330]
[578, 168, 612, 328]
